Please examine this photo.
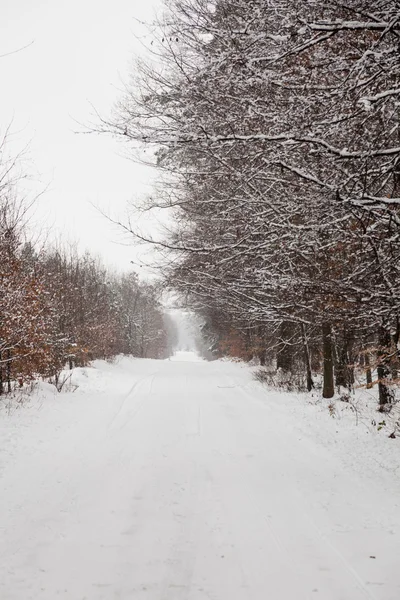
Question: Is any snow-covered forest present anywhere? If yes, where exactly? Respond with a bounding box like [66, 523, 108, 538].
[2, 3, 400, 598]
[102, 0, 400, 408]
[0, 142, 176, 394]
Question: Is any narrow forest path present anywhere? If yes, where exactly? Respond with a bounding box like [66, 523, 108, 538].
[0, 354, 399, 600]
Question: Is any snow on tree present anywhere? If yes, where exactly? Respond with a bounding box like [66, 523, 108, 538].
[106, 0, 400, 403]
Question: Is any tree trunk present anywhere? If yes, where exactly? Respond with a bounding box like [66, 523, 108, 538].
[322, 322, 334, 399]
[377, 325, 394, 411]
[335, 328, 354, 391]
[0, 351, 3, 396]
[259, 350, 266, 366]
[257, 326, 266, 366]
[391, 316, 400, 381]
[300, 323, 313, 391]
[365, 351, 373, 389]
[276, 321, 293, 373]
[6, 349, 11, 394]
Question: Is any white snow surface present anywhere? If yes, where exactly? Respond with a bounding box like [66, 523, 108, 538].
[0, 355, 399, 599]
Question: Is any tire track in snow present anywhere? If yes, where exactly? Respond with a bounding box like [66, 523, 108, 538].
[300, 509, 380, 600]
[210, 367, 380, 600]
[114, 372, 158, 434]
[158, 461, 202, 600]
[107, 370, 159, 433]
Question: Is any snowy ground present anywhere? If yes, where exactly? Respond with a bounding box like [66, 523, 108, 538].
[0, 354, 399, 600]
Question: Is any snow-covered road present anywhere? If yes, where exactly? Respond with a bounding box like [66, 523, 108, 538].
[1, 354, 399, 599]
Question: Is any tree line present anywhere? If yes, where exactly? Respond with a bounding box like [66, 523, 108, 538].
[0, 146, 175, 394]
[106, 0, 400, 407]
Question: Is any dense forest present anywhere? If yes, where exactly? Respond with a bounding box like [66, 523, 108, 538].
[104, 0, 400, 408]
[2, 0, 399, 409]
[0, 143, 176, 394]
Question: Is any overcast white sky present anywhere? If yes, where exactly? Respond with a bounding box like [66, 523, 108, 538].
[0, 0, 161, 271]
